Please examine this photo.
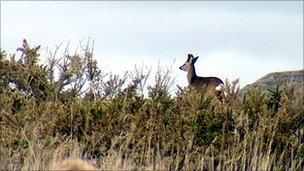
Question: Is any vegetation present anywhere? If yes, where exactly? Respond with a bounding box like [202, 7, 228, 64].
[0, 40, 303, 170]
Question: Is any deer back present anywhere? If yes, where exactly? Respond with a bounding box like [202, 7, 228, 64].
[190, 76, 223, 92]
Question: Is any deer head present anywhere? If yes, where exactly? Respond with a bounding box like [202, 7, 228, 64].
[179, 54, 199, 72]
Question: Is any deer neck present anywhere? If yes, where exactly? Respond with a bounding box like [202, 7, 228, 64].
[187, 65, 198, 84]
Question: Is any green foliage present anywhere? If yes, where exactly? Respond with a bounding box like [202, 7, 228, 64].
[266, 85, 282, 114]
[0, 40, 303, 170]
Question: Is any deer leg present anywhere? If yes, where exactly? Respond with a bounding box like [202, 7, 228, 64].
[215, 90, 223, 102]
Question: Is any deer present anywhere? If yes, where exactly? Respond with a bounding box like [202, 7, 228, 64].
[179, 54, 224, 100]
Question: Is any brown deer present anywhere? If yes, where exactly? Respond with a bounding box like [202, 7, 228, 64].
[179, 54, 224, 99]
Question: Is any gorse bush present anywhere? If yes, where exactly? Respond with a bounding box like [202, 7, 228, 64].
[0, 40, 303, 170]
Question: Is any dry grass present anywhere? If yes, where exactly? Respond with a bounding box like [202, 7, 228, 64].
[50, 158, 96, 171]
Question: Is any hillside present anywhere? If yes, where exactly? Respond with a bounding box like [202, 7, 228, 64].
[240, 70, 304, 97]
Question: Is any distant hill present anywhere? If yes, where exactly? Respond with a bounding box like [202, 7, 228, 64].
[239, 70, 304, 97]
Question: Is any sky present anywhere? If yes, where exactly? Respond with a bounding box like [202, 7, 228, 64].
[1, 1, 303, 93]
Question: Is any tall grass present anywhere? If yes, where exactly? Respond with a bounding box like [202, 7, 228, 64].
[0, 40, 303, 170]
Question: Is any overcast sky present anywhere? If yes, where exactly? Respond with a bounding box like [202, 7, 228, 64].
[1, 1, 303, 91]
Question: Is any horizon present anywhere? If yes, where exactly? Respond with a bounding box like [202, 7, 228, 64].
[1, 1, 303, 91]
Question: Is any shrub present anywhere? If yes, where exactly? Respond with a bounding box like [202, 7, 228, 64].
[0, 40, 303, 170]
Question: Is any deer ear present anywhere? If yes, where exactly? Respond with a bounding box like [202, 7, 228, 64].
[187, 54, 194, 61]
[192, 56, 199, 64]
